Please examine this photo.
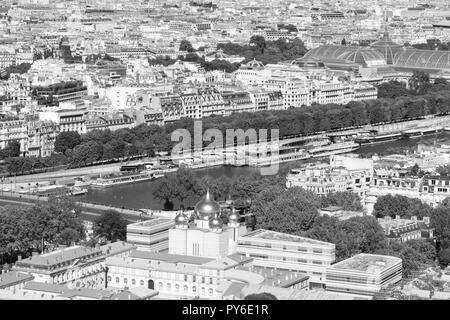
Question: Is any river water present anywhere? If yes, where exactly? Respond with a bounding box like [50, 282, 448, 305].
[80, 132, 450, 210]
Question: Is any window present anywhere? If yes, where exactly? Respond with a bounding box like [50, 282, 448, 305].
[115, 277, 119, 284]
[192, 286, 197, 293]
[107, 276, 111, 282]
[208, 288, 213, 296]
[159, 282, 163, 289]
[183, 285, 188, 293]
[123, 278, 128, 284]
[167, 283, 171, 291]
[175, 284, 180, 292]
[131, 279, 136, 285]
[140, 280, 144, 286]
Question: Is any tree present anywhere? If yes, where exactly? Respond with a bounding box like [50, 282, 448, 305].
[373, 194, 433, 219]
[249, 35, 266, 54]
[409, 71, 431, 95]
[438, 249, 450, 267]
[0, 141, 21, 159]
[0, 197, 85, 263]
[306, 215, 387, 261]
[321, 191, 363, 211]
[54, 131, 82, 154]
[377, 81, 409, 99]
[179, 40, 195, 52]
[244, 292, 278, 300]
[93, 210, 127, 242]
[253, 187, 320, 235]
[410, 163, 420, 176]
[439, 196, 450, 208]
[431, 206, 450, 249]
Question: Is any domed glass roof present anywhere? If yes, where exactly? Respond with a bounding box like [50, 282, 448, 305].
[291, 57, 325, 68]
[194, 189, 221, 220]
[337, 48, 387, 67]
[370, 32, 403, 65]
[304, 45, 387, 67]
[393, 48, 450, 71]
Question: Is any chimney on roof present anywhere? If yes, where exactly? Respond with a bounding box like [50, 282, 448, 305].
[423, 217, 430, 224]
[411, 216, 417, 222]
[18, 255, 22, 261]
[395, 215, 400, 220]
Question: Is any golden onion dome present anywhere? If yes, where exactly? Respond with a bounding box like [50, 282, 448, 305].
[194, 189, 221, 220]
[228, 208, 241, 224]
[174, 211, 188, 225]
[209, 214, 224, 230]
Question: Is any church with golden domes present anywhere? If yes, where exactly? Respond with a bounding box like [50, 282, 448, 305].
[169, 190, 248, 259]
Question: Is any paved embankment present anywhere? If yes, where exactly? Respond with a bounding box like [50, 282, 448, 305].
[0, 193, 149, 224]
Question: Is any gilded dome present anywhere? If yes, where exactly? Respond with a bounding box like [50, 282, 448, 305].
[194, 189, 221, 220]
[209, 215, 224, 230]
[174, 211, 188, 226]
[228, 208, 241, 224]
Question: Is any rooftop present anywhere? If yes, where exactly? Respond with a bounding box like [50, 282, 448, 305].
[129, 250, 214, 265]
[100, 241, 136, 257]
[16, 246, 103, 268]
[127, 217, 174, 229]
[241, 229, 334, 247]
[0, 271, 34, 288]
[329, 254, 402, 274]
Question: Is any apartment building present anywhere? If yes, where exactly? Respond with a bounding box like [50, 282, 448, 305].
[286, 160, 373, 198]
[32, 81, 88, 105]
[38, 105, 88, 134]
[26, 120, 58, 157]
[249, 89, 283, 111]
[85, 114, 135, 132]
[180, 89, 226, 119]
[0, 51, 15, 68]
[0, 120, 28, 153]
[222, 91, 255, 115]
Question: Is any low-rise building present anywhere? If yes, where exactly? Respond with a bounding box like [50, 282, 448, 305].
[377, 215, 434, 243]
[236, 229, 335, 285]
[126, 218, 175, 252]
[325, 253, 402, 297]
[12, 246, 107, 289]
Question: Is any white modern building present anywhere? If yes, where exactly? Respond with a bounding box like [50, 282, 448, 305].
[325, 253, 402, 297]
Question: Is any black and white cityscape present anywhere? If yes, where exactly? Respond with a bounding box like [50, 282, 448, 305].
[1, 0, 450, 302]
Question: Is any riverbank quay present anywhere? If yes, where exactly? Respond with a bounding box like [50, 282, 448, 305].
[0, 192, 149, 223]
[5, 114, 450, 184]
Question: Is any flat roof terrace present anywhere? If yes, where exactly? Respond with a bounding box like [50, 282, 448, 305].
[241, 229, 334, 247]
[329, 253, 402, 274]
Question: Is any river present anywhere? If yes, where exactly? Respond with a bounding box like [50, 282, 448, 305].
[79, 132, 450, 210]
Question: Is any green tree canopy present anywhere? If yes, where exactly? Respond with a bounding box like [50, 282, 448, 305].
[54, 131, 82, 154]
[93, 210, 127, 242]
